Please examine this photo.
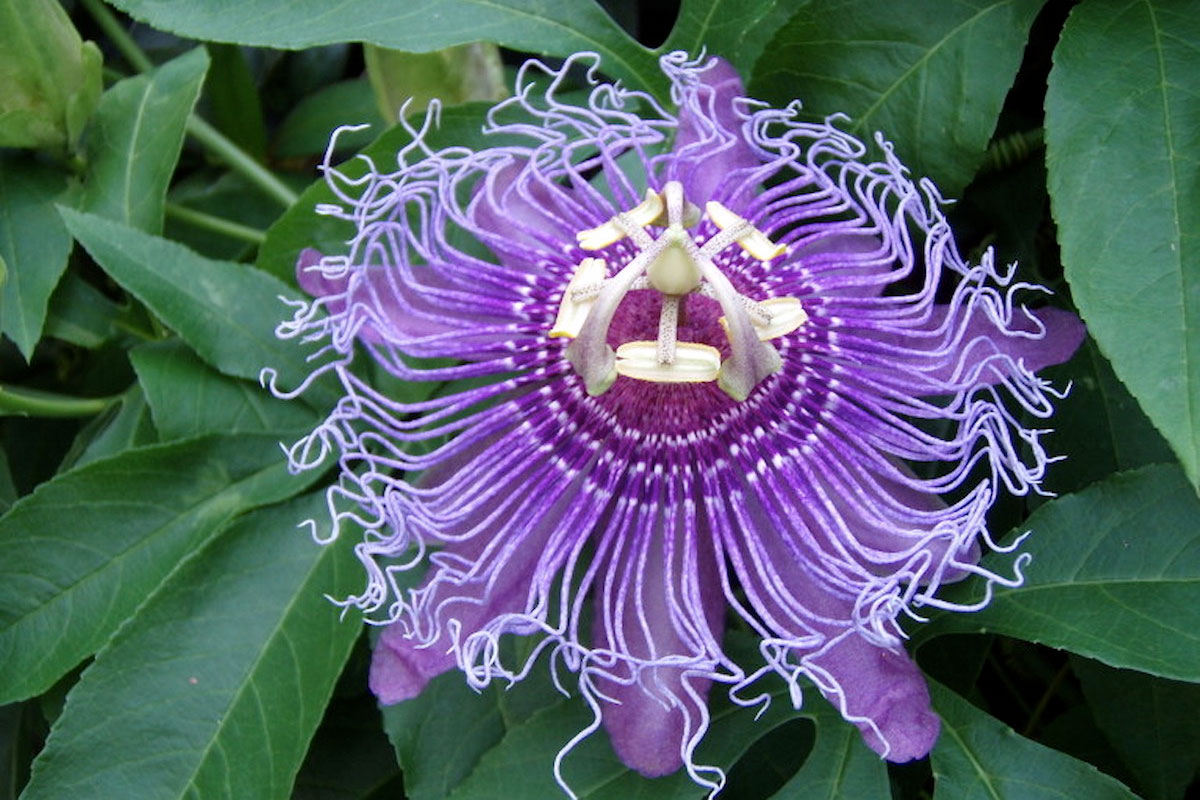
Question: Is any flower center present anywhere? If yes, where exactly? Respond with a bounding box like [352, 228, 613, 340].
[553, 181, 807, 401]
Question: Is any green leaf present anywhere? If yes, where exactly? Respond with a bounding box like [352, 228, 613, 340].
[0, 0, 101, 149]
[768, 708, 889, 799]
[0, 434, 315, 704]
[916, 464, 1200, 681]
[750, 0, 1044, 196]
[58, 208, 339, 408]
[165, 172, 282, 261]
[21, 491, 361, 800]
[443, 667, 884, 798]
[57, 383, 156, 471]
[131, 338, 319, 440]
[929, 682, 1138, 799]
[0, 160, 73, 358]
[206, 43, 268, 163]
[0, 445, 15, 514]
[105, 0, 665, 96]
[79, 48, 209, 234]
[661, 0, 809, 76]
[1072, 657, 1200, 800]
[42, 270, 127, 349]
[1045, 0, 1200, 489]
[364, 43, 506, 122]
[382, 672, 508, 800]
[272, 79, 383, 159]
[1038, 337, 1175, 496]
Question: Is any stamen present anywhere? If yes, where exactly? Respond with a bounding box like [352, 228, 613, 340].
[705, 201, 786, 261]
[615, 341, 720, 383]
[720, 296, 808, 341]
[576, 189, 664, 250]
[550, 258, 608, 338]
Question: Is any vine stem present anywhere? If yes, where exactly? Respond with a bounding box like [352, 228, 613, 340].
[0, 384, 116, 418]
[78, 0, 300, 208]
[165, 203, 267, 244]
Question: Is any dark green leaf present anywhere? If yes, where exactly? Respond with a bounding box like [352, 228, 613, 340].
[1072, 657, 1200, 800]
[364, 43, 506, 122]
[1045, 0, 1200, 489]
[750, 0, 1043, 196]
[21, 491, 361, 800]
[916, 464, 1200, 681]
[0, 434, 315, 704]
[165, 172, 281, 260]
[0, 445, 14, 514]
[0, 161, 73, 358]
[272, 79, 383, 159]
[79, 47, 209, 233]
[381, 672, 508, 800]
[58, 208, 340, 408]
[444, 666, 882, 799]
[57, 383, 156, 471]
[1038, 337, 1175, 496]
[293, 692, 403, 800]
[206, 43, 268, 163]
[768, 708, 889, 799]
[661, 0, 809, 76]
[930, 682, 1138, 799]
[0, 0, 101, 149]
[131, 338, 318, 440]
[42, 271, 126, 349]
[105, 0, 664, 96]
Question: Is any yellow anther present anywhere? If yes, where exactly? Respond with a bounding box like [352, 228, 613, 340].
[719, 296, 808, 341]
[614, 340, 721, 383]
[705, 201, 786, 261]
[576, 189, 664, 250]
[550, 258, 607, 338]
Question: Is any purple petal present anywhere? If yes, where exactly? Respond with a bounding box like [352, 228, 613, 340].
[670, 58, 759, 203]
[808, 633, 940, 762]
[595, 516, 725, 777]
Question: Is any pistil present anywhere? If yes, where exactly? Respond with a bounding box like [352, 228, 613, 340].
[559, 182, 804, 400]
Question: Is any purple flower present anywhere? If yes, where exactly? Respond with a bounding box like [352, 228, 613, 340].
[274, 52, 1084, 794]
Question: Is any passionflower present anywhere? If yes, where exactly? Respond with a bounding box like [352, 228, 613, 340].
[273, 52, 1084, 794]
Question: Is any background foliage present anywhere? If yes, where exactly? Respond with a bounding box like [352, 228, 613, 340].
[1, 1, 1197, 798]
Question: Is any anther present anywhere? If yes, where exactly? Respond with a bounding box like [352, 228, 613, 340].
[705, 201, 786, 261]
[550, 258, 608, 338]
[576, 189, 664, 250]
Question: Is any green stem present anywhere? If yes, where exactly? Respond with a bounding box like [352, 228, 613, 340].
[165, 202, 267, 245]
[79, 0, 152, 72]
[185, 116, 299, 207]
[0, 384, 117, 418]
[79, 0, 299, 208]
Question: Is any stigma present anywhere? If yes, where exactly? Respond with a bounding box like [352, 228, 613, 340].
[554, 182, 806, 401]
